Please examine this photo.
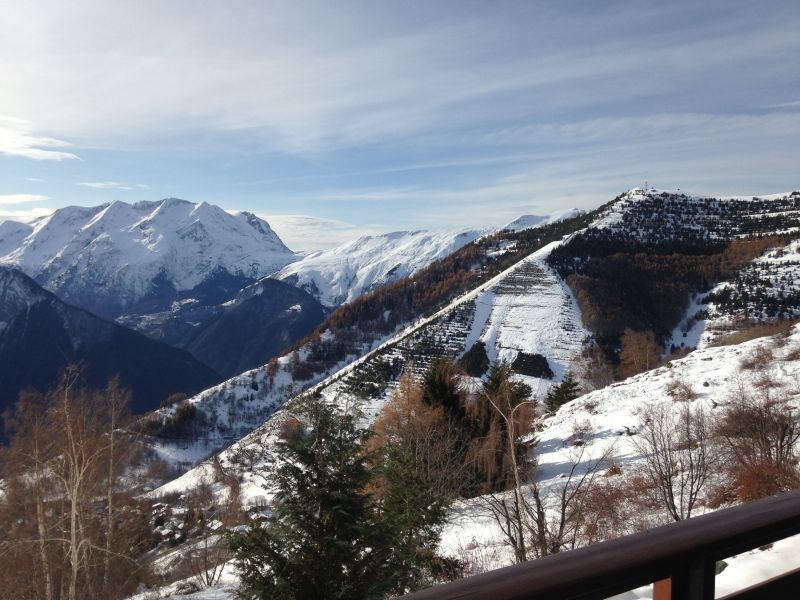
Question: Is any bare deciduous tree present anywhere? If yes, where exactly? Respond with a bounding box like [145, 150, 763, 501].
[185, 473, 238, 590]
[477, 364, 612, 563]
[477, 369, 536, 563]
[618, 329, 663, 379]
[484, 437, 613, 563]
[632, 402, 712, 521]
[0, 369, 148, 600]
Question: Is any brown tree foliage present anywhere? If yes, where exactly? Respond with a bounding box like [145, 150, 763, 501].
[578, 345, 615, 391]
[716, 382, 800, 501]
[284, 215, 592, 381]
[368, 371, 469, 501]
[553, 232, 794, 366]
[0, 370, 150, 600]
[618, 328, 663, 379]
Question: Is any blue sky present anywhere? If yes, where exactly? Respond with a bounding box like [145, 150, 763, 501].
[1, 1, 799, 251]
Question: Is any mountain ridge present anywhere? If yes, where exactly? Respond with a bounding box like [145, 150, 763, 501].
[0, 266, 221, 415]
[0, 197, 298, 320]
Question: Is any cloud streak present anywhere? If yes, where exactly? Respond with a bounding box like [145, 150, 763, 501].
[0, 207, 54, 222]
[0, 116, 79, 161]
[0, 1, 797, 241]
[79, 181, 131, 190]
[0, 193, 49, 205]
[2, 2, 798, 155]
[0, 193, 53, 223]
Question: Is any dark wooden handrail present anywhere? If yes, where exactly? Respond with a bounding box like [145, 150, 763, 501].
[405, 489, 800, 600]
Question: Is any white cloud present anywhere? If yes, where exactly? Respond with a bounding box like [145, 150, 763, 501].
[0, 206, 54, 222]
[0, 193, 49, 205]
[1, 2, 797, 156]
[78, 181, 134, 190]
[259, 214, 386, 252]
[768, 100, 800, 109]
[0, 193, 53, 223]
[0, 115, 79, 161]
[25, 177, 44, 182]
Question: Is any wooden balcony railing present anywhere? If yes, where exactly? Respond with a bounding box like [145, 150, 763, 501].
[405, 489, 800, 600]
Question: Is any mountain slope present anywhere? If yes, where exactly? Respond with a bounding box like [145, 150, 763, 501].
[274, 228, 487, 306]
[503, 207, 586, 232]
[182, 278, 328, 378]
[547, 188, 800, 357]
[141, 215, 594, 467]
[142, 188, 800, 472]
[0, 198, 297, 320]
[0, 267, 220, 414]
[146, 318, 800, 599]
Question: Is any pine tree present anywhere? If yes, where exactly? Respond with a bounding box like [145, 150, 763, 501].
[484, 361, 532, 406]
[421, 359, 466, 423]
[545, 371, 581, 413]
[230, 394, 452, 599]
[370, 372, 466, 589]
[230, 397, 390, 599]
[460, 341, 490, 377]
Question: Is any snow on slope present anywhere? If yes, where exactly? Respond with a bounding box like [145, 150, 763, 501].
[503, 207, 585, 232]
[151, 236, 587, 496]
[0, 266, 49, 336]
[438, 326, 800, 596]
[0, 198, 297, 317]
[274, 228, 486, 307]
[276, 208, 590, 309]
[465, 242, 588, 397]
[0, 266, 48, 315]
[669, 237, 800, 350]
[140, 324, 800, 600]
[148, 188, 800, 479]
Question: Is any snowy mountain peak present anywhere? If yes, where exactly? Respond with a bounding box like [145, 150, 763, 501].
[236, 210, 281, 238]
[275, 227, 488, 306]
[0, 198, 298, 318]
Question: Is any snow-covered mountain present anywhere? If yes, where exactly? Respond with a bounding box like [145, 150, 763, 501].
[130, 187, 800, 598]
[0, 266, 219, 415]
[274, 228, 487, 306]
[143, 227, 590, 468]
[0, 198, 298, 319]
[275, 208, 591, 308]
[591, 188, 800, 237]
[503, 207, 586, 232]
[141, 188, 800, 470]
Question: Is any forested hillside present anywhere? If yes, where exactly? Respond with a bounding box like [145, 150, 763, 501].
[548, 189, 800, 361]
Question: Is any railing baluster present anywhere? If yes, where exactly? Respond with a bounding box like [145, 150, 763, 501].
[669, 556, 715, 600]
[653, 578, 671, 600]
